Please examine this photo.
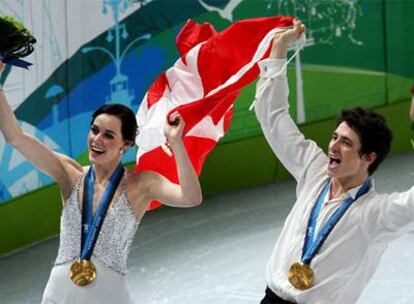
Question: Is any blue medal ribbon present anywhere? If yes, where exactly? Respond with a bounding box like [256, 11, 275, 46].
[301, 178, 371, 264]
[80, 163, 124, 260]
[0, 52, 33, 69]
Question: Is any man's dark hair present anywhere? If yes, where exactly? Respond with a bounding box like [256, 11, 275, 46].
[91, 104, 138, 143]
[337, 107, 393, 175]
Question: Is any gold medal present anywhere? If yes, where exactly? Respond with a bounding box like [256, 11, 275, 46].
[70, 259, 96, 286]
[288, 262, 314, 290]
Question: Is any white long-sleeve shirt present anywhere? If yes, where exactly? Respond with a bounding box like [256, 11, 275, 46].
[255, 58, 414, 304]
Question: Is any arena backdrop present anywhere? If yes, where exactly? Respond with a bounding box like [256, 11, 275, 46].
[0, 0, 413, 205]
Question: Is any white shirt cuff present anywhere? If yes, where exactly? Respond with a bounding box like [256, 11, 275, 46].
[258, 58, 287, 78]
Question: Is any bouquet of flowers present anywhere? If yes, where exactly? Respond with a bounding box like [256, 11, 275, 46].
[0, 16, 36, 68]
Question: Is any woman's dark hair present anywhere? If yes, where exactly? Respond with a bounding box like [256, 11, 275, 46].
[337, 107, 393, 175]
[91, 104, 138, 143]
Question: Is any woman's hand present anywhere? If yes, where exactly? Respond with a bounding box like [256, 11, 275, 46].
[0, 60, 5, 75]
[162, 111, 185, 156]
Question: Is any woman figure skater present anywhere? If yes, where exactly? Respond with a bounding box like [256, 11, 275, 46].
[0, 61, 202, 303]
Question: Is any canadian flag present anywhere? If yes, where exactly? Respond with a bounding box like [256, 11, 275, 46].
[135, 16, 294, 209]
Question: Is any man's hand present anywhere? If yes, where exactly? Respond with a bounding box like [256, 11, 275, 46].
[270, 19, 306, 59]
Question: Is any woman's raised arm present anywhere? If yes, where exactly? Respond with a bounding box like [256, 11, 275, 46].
[0, 61, 82, 197]
[142, 112, 202, 208]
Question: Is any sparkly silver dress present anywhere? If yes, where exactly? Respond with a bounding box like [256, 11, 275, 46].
[41, 172, 139, 304]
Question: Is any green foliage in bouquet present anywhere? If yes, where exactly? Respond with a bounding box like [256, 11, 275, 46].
[0, 15, 36, 60]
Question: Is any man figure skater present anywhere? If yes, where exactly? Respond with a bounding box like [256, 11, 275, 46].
[255, 20, 413, 304]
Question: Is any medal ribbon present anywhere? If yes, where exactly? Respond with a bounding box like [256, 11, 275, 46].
[80, 163, 124, 260]
[302, 178, 371, 264]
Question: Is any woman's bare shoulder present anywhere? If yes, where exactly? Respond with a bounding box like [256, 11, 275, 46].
[55, 153, 86, 199]
[125, 169, 163, 198]
[126, 168, 158, 182]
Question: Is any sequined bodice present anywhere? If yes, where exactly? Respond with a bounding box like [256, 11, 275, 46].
[55, 172, 139, 275]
